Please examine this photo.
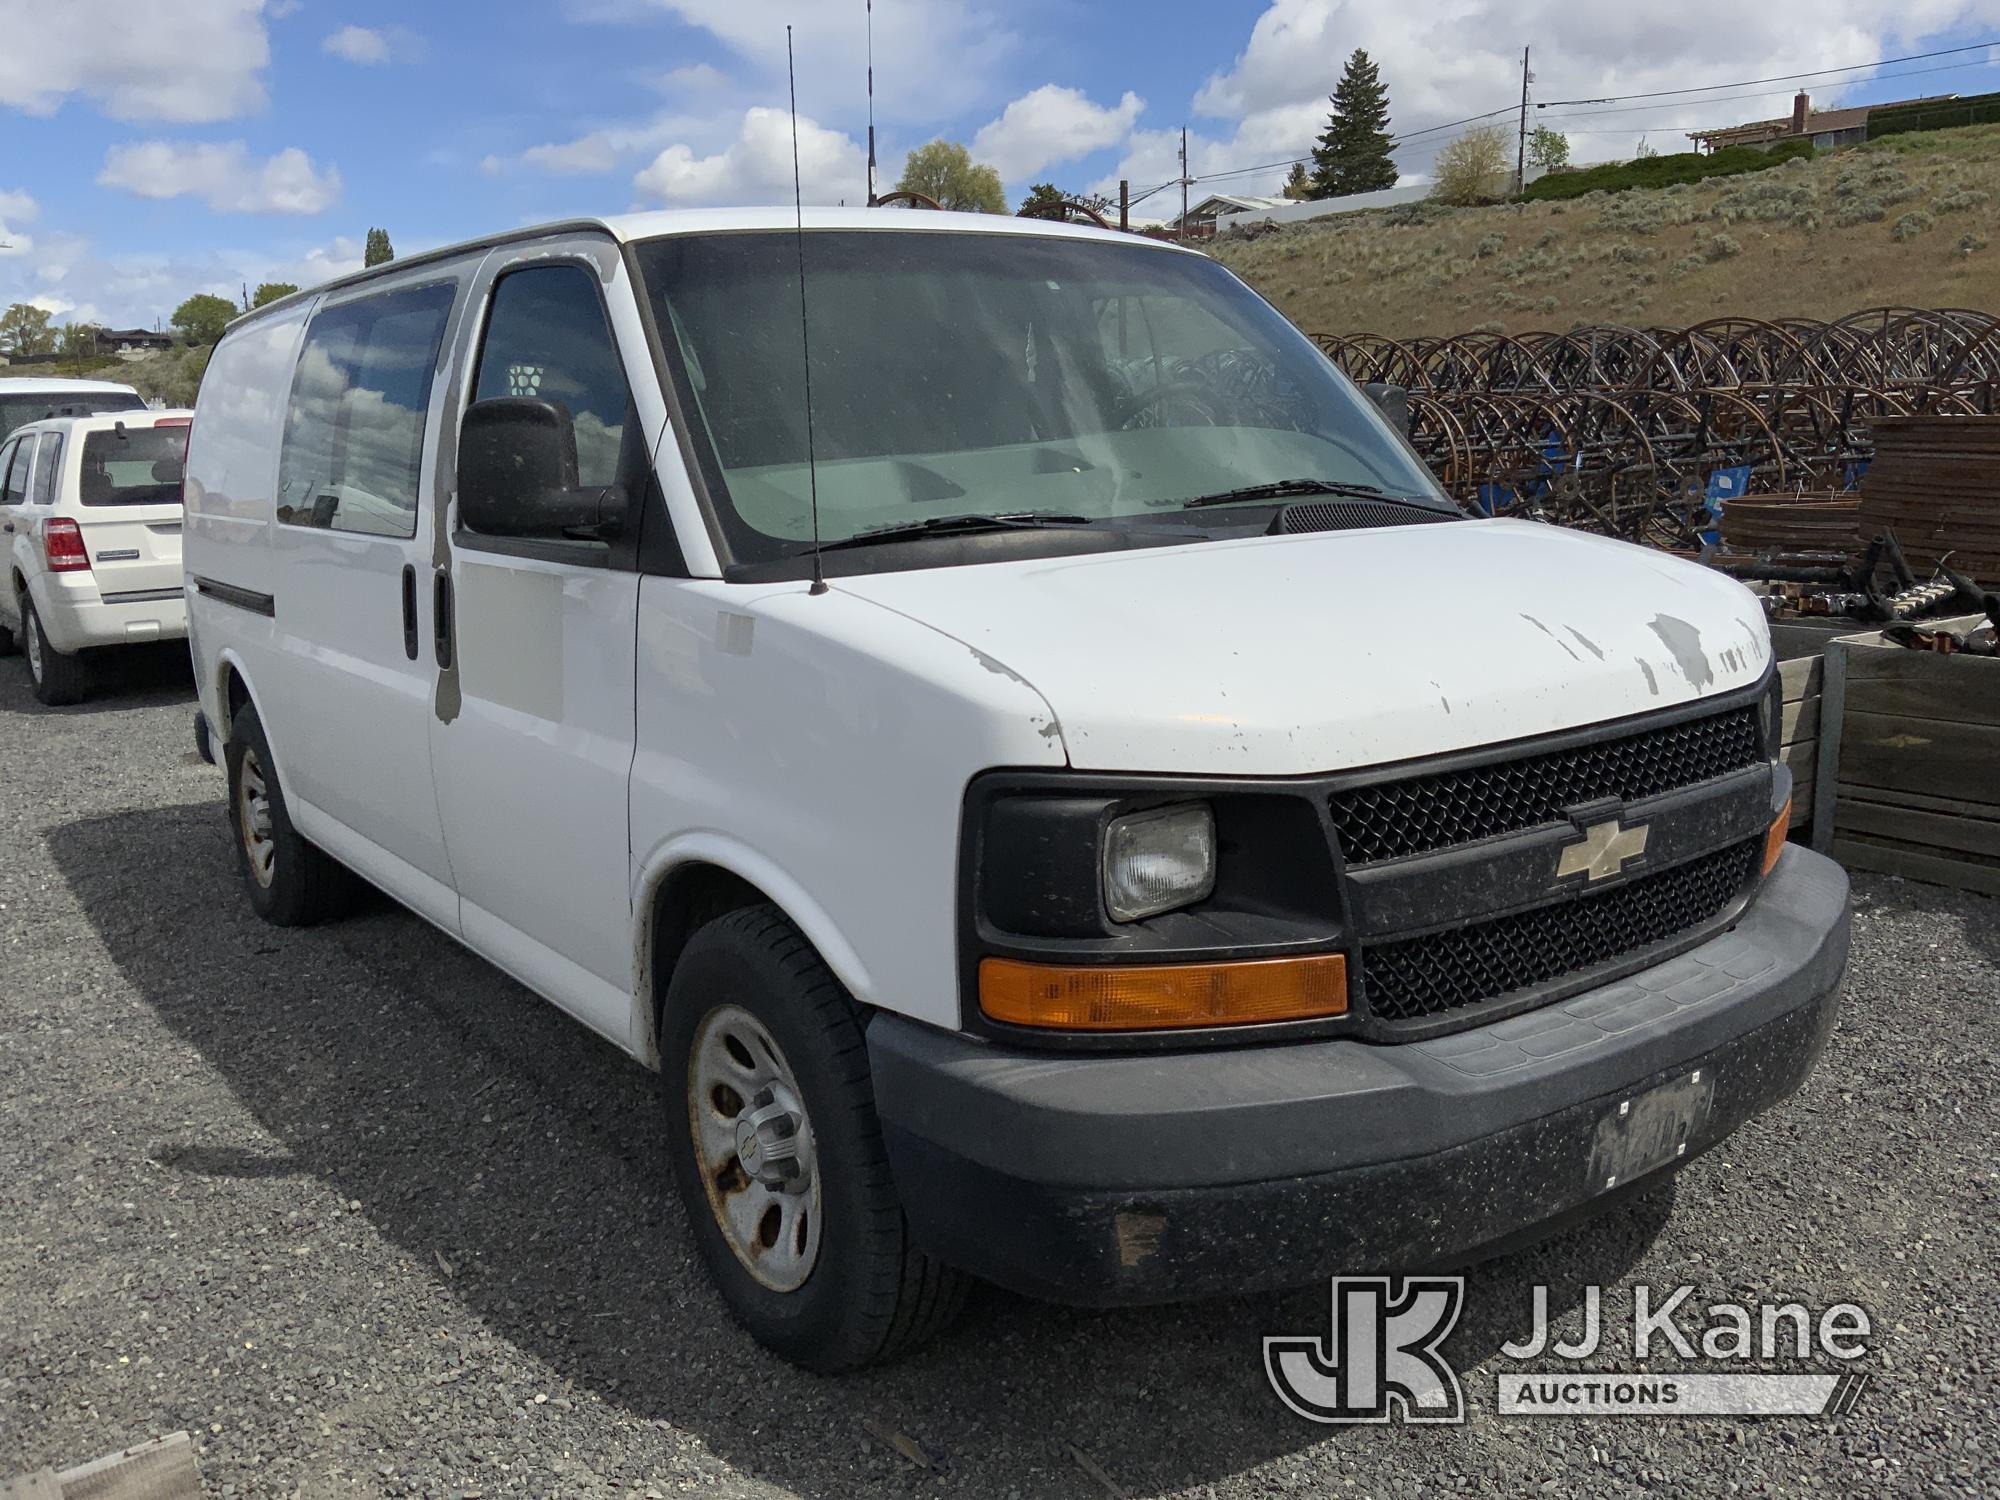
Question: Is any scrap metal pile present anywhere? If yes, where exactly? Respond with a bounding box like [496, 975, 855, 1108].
[1313, 308, 2000, 552]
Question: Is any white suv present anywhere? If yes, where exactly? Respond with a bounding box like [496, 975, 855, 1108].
[0, 410, 191, 704]
[184, 210, 1849, 1370]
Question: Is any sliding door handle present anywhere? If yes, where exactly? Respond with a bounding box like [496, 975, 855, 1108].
[400, 564, 418, 660]
[433, 567, 454, 669]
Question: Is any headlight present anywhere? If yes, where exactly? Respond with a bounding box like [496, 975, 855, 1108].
[1102, 803, 1216, 922]
[1758, 670, 1784, 759]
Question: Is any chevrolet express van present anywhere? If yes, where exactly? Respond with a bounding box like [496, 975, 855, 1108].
[184, 210, 1850, 1372]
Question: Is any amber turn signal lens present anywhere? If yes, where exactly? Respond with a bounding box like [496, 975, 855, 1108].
[1762, 796, 1792, 875]
[979, 953, 1348, 1031]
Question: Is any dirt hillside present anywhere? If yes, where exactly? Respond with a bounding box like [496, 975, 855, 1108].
[1213, 123, 2000, 339]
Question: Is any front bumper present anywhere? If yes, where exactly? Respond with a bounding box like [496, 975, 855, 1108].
[870, 846, 1850, 1305]
[32, 573, 186, 653]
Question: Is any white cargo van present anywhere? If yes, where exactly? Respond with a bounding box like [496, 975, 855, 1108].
[184, 210, 1849, 1371]
[1, 409, 191, 704]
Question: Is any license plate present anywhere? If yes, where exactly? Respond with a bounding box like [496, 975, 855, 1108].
[1587, 1069, 1716, 1192]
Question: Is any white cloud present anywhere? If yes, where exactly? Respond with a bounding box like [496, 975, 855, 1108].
[321, 24, 424, 65]
[655, 62, 728, 93]
[28, 293, 75, 317]
[609, 0, 1015, 121]
[0, 0, 269, 122]
[98, 142, 343, 216]
[972, 86, 1144, 182]
[1180, 0, 1997, 187]
[634, 107, 866, 205]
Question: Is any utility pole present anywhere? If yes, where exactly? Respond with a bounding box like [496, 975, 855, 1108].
[1119, 178, 1129, 232]
[1178, 126, 1189, 242]
[1516, 45, 1532, 196]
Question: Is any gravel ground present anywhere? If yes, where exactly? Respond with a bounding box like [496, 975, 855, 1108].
[2, 648, 1995, 1499]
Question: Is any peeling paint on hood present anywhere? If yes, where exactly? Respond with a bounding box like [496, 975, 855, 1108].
[835, 519, 1771, 776]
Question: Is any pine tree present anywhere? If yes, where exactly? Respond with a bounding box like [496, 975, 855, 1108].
[1310, 49, 1397, 199]
[364, 227, 394, 267]
[1281, 162, 1313, 200]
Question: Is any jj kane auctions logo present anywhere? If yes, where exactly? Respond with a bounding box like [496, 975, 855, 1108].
[1266, 1278, 1873, 1423]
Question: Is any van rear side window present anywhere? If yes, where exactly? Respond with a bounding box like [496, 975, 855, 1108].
[278, 281, 455, 538]
[80, 427, 180, 505]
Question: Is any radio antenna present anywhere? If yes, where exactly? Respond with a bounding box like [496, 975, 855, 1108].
[788, 26, 828, 596]
[865, 0, 877, 205]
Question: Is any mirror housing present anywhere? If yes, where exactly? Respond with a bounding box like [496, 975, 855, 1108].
[458, 397, 623, 540]
[1361, 381, 1411, 439]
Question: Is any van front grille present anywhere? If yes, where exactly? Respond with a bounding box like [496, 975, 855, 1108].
[1328, 706, 1762, 865]
[1357, 839, 1760, 1023]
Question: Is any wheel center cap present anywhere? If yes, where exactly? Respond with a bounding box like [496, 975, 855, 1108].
[735, 1085, 809, 1191]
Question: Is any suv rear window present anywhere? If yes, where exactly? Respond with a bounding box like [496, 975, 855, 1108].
[80, 425, 188, 506]
[0, 389, 146, 444]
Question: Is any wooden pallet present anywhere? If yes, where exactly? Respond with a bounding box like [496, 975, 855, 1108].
[1825, 623, 2000, 897]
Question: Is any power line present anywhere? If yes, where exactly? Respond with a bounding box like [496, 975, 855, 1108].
[1535, 38, 1999, 108]
[1535, 57, 1998, 125]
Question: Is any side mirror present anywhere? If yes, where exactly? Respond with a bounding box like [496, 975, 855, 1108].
[458, 397, 623, 540]
[1362, 381, 1410, 439]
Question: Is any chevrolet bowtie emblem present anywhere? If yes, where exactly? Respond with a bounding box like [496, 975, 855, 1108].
[1556, 819, 1650, 882]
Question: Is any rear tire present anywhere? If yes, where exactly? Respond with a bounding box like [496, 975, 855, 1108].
[23, 600, 88, 706]
[663, 904, 969, 1371]
[225, 701, 359, 926]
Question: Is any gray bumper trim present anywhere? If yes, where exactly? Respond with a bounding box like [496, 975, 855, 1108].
[869, 846, 1850, 1193]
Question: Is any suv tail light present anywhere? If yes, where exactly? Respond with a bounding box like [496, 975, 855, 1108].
[42, 517, 91, 572]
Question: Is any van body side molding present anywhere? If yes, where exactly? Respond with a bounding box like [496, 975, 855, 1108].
[192, 575, 276, 618]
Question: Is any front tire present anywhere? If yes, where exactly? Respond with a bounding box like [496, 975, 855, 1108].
[22, 600, 88, 705]
[663, 904, 969, 1372]
[225, 701, 359, 926]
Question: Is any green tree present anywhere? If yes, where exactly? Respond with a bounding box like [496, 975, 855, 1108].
[1430, 126, 1511, 206]
[896, 140, 1006, 214]
[364, 227, 394, 266]
[1527, 126, 1570, 175]
[1310, 49, 1397, 199]
[1018, 182, 1066, 214]
[1281, 162, 1313, 200]
[252, 281, 300, 308]
[0, 302, 55, 357]
[55, 322, 102, 373]
[171, 292, 238, 345]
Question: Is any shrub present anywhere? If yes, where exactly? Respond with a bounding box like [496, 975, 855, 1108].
[1959, 232, 1989, 254]
[1475, 232, 1505, 257]
[1702, 232, 1742, 260]
[1832, 198, 1886, 227]
[1521, 138, 1812, 201]
[1892, 210, 1934, 241]
[1934, 188, 1991, 214]
[1431, 127, 1513, 206]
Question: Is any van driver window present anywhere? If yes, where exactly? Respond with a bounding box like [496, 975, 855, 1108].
[470, 265, 630, 489]
[278, 281, 456, 538]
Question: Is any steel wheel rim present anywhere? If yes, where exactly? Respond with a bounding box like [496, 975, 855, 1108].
[687, 1004, 822, 1292]
[237, 748, 277, 889]
[24, 612, 41, 682]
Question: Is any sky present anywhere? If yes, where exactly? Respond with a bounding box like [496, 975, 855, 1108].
[3, 0, 2000, 330]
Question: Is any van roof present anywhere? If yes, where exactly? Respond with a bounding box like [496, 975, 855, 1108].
[232, 207, 1194, 332]
[0, 376, 142, 395]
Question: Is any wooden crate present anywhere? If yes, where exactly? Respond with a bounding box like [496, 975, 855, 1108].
[1826, 622, 2000, 897]
[1768, 619, 1849, 848]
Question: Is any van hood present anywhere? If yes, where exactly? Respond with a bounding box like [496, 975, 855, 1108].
[834, 518, 1771, 776]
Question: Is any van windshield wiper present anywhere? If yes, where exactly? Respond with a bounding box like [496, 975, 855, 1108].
[816, 511, 1096, 551]
[1179, 478, 1438, 510]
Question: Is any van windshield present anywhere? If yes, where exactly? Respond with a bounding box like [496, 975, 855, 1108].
[633, 230, 1448, 567]
[80, 425, 188, 506]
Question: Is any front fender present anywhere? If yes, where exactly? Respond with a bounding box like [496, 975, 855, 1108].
[628, 830, 876, 1070]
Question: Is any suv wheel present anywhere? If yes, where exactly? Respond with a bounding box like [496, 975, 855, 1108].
[225, 701, 359, 925]
[22, 599, 89, 706]
[663, 904, 969, 1371]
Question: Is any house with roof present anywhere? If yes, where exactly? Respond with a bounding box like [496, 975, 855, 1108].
[1688, 91, 1958, 153]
